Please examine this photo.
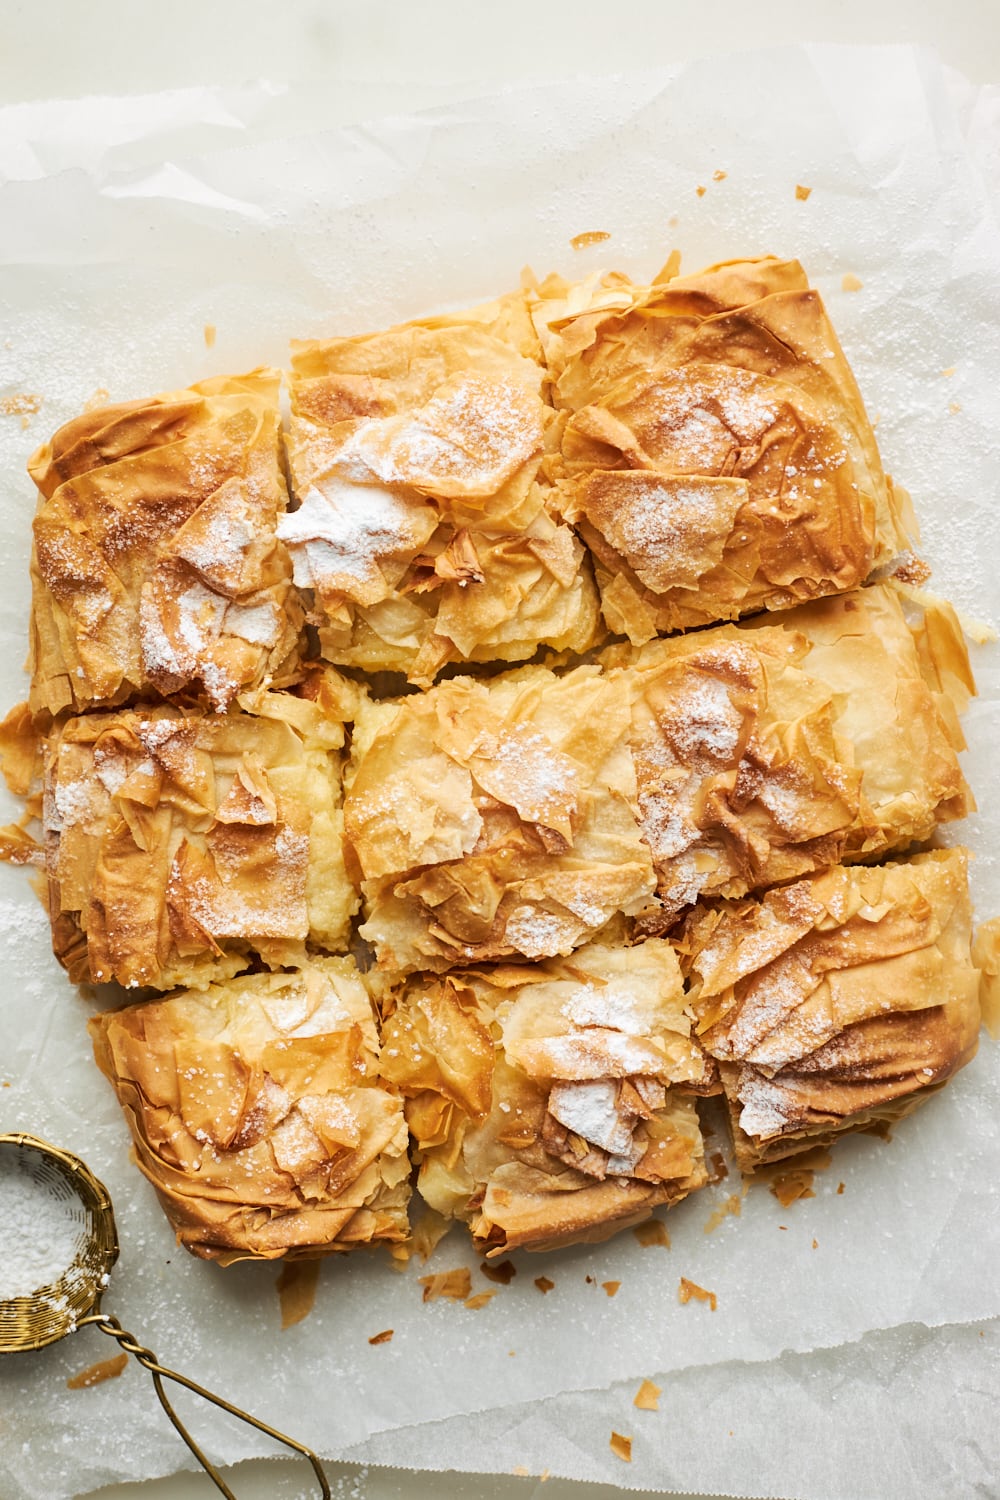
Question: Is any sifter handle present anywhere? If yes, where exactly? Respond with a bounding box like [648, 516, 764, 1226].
[77, 1311, 330, 1499]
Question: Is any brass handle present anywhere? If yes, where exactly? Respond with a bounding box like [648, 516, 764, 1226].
[77, 1311, 330, 1499]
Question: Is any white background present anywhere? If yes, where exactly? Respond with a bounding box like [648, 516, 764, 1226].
[1, 3, 998, 1499]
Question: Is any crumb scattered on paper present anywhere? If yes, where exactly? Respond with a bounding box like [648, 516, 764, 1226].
[796, 183, 812, 200]
[678, 1277, 717, 1311]
[704, 1193, 743, 1233]
[950, 401, 962, 414]
[713, 169, 727, 182]
[534, 1276, 555, 1294]
[696, 185, 707, 197]
[602, 1280, 621, 1298]
[812, 1239, 819, 1250]
[837, 1182, 846, 1194]
[941, 365, 957, 376]
[480, 1259, 517, 1285]
[610, 1432, 633, 1462]
[83, 386, 111, 411]
[368, 1329, 394, 1346]
[203, 323, 216, 348]
[67, 1353, 128, 1389]
[842, 273, 863, 291]
[464, 1291, 496, 1310]
[276, 1260, 320, 1330]
[633, 1379, 661, 1411]
[633, 1221, 670, 1249]
[707, 1150, 729, 1184]
[570, 230, 611, 250]
[769, 1170, 817, 1207]
[419, 1268, 471, 1302]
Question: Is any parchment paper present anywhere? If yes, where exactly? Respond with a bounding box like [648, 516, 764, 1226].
[0, 45, 998, 1500]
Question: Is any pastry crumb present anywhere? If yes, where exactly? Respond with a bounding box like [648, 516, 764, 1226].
[204, 323, 217, 348]
[795, 184, 812, 200]
[837, 1182, 845, 1194]
[67, 1352, 128, 1389]
[464, 1290, 496, 1310]
[633, 1379, 661, 1411]
[842, 273, 863, 292]
[949, 401, 962, 414]
[678, 1276, 717, 1311]
[83, 386, 111, 411]
[534, 1275, 555, 1294]
[602, 1279, 621, 1297]
[419, 1267, 472, 1302]
[696, 185, 707, 197]
[570, 231, 611, 250]
[480, 1258, 517, 1285]
[632, 1220, 670, 1249]
[941, 365, 956, 376]
[713, 169, 727, 182]
[812, 1239, 819, 1250]
[610, 1431, 633, 1462]
[769, 1169, 816, 1207]
[368, 1329, 394, 1345]
[0, 393, 41, 418]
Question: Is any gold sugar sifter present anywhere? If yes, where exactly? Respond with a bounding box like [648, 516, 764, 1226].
[0, 1133, 330, 1499]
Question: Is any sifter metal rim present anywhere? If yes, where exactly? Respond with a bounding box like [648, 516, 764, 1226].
[0, 1131, 120, 1354]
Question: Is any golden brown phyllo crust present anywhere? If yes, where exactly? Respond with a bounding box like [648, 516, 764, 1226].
[534, 255, 912, 643]
[379, 940, 707, 1255]
[28, 371, 302, 718]
[280, 291, 599, 686]
[2, 253, 991, 1267]
[43, 676, 359, 990]
[673, 848, 981, 1169]
[89, 960, 410, 1262]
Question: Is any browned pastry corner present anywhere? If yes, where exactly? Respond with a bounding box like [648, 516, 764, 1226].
[380, 939, 707, 1254]
[609, 584, 972, 919]
[28, 371, 303, 718]
[43, 676, 359, 990]
[532, 256, 914, 641]
[344, 661, 657, 975]
[673, 847, 982, 1169]
[279, 291, 599, 685]
[89, 959, 410, 1262]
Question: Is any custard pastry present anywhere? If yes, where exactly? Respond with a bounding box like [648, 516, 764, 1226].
[28, 371, 302, 717]
[279, 292, 599, 685]
[44, 674, 358, 989]
[673, 848, 981, 1169]
[380, 939, 707, 1254]
[609, 584, 972, 919]
[533, 257, 914, 641]
[89, 959, 410, 1261]
[344, 662, 656, 974]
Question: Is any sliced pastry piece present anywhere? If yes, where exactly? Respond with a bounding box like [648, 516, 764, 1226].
[89, 958, 410, 1262]
[608, 584, 973, 920]
[533, 256, 914, 641]
[344, 662, 656, 975]
[380, 939, 708, 1254]
[280, 291, 599, 685]
[673, 848, 982, 1170]
[28, 371, 303, 718]
[44, 671, 359, 989]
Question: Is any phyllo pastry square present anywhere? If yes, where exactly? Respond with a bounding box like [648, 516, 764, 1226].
[380, 939, 708, 1254]
[27, 371, 303, 718]
[609, 585, 973, 920]
[533, 256, 914, 642]
[279, 292, 599, 685]
[673, 848, 982, 1170]
[44, 676, 358, 989]
[344, 664, 657, 975]
[89, 958, 410, 1262]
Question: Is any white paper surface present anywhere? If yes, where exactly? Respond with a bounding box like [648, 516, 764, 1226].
[1, 45, 999, 1500]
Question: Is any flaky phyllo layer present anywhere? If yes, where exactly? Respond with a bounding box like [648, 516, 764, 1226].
[43, 671, 360, 990]
[28, 371, 303, 717]
[379, 941, 708, 1254]
[1, 253, 994, 1264]
[89, 959, 410, 1261]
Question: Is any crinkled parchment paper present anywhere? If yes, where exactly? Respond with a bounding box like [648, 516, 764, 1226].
[0, 44, 998, 1500]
